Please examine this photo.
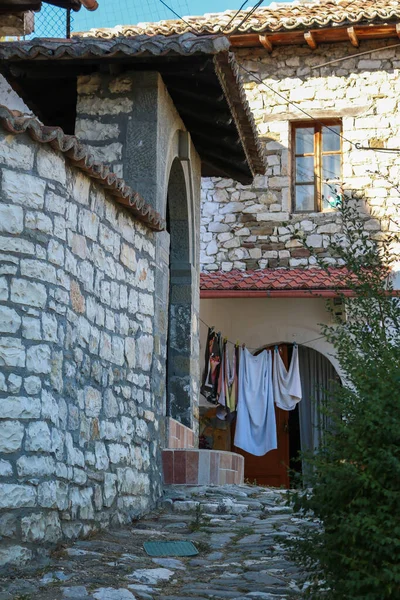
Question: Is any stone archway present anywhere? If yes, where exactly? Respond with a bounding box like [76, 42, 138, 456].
[166, 158, 194, 429]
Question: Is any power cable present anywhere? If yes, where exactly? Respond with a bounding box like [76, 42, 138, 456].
[310, 42, 400, 71]
[237, 62, 400, 154]
[222, 0, 249, 33]
[238, 63, 357, 147]
[155, 1, 400, 191]
[157, 0, 194, 29]
[233, 0, 264, 32]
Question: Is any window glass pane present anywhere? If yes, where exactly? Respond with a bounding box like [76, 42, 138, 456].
[322, 182, 341, 211]
[322, 154, 341, 181]
[295, 128, 314, 154]
[322, 125, 341, 152]
[295, 185, 315, 211]
[296, 156, 314, 182]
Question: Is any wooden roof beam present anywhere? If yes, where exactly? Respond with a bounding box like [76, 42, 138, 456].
[347, 27, 359, 47]
[259, 34, 273, 52]
[304, 31, 317, 50]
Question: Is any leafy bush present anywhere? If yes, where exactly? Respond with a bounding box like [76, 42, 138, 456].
[288, 198, 400, 600]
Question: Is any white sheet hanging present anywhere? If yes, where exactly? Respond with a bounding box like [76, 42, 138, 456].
[273, 344, 302, 411]
[234, 348, 277, 456]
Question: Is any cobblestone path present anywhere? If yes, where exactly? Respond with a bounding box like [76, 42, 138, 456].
[1, 485, 307, 600]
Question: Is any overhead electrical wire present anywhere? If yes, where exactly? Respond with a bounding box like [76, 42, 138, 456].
[310, 42, 400, 70]
[232, 0, 264, 32]
[222, 0, 250, 33]
[157, 0, 193, 28]
[237, 62, 400, 154]
[155, 2, 400, 192]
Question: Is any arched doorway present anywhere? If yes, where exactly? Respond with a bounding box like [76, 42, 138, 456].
[165, 158, 194, 428]
[232, 343, 340, 487]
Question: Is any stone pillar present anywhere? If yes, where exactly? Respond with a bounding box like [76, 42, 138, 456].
[75, 70, 179, 213]
[75, 70, 201, 445]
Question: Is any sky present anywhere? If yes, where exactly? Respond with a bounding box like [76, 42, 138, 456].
[72, 0, 279, 32]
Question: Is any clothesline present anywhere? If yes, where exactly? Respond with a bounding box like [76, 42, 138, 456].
[199, 316, 326, 350]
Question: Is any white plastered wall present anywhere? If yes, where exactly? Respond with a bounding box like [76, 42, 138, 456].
[200, 297, 342, 407]
[0, 74, 33, 116]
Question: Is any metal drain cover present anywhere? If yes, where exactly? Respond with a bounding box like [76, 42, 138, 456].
[143, 540, 199, 557]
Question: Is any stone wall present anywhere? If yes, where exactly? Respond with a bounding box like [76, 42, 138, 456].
[201, 40, 400, 271]
[0, 130, 165, 568]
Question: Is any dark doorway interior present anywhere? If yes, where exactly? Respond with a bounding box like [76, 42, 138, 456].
[165, 158, 193, 428]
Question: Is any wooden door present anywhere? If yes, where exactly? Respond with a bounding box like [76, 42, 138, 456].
[232, 345, 290, 488]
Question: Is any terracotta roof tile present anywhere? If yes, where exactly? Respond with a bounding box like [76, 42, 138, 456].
[75, 0, 400, 38]
[200, 267, 352, 291]
[0, 105, 165, 231]
[0, 32, 230, 60]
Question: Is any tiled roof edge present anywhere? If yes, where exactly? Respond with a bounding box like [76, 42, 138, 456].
[214, 52, 265, 177]
[0, 33, 230, 61]
[200, 267, 353, 290]
[0, 105, 165, 231]
[69, 1, 400, 37]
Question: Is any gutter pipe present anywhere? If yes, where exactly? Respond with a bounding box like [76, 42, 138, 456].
[200, 289, 353, 299]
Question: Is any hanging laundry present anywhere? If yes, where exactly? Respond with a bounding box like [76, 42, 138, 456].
[216, 342, 239, 421]
[200, 327, 222, 404]
[234, 348, 277, 456]
[218, 339, 227, 408]
[225, 344, 239, 413]
[273, 344, 302, 411]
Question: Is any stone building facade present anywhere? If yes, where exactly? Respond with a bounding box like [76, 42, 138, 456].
[0, 32, 263, 566]
[201, 39, 400, 272]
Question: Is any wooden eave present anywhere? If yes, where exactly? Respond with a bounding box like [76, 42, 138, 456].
[229, 23, 400, 49]
[1, 51, 261, 184]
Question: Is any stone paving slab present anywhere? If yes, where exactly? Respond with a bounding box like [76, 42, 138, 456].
[0, 485, 308, 600]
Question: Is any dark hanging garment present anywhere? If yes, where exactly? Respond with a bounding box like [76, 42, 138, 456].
[201, 328, 222, 404]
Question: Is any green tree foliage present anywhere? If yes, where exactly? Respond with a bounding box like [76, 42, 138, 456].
[288, 199, 400, 599]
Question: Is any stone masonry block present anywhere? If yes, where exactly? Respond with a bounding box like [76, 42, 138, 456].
[25, 421, 52, 452]
[17, 455, 55, 478]
[0, 135, 34, 170]
[77, 96, 133, 116]
[21, 259, 57, 285]
[0, 420, 24, 453]
[0, 460, 13, 477]
[38, 480, 69, 510]
[21, 511, 62, 543]
[0, 306, 21, 334]
[0, 204, 23, 234]
[0, 396, 40, 419]
[0, 484, 36, 509]
[26, 344, 51, 374]
[2, 170, 46, 208]
[11, 278, 47, 308]
[37, 147, 67, 186]
[0, 337, 25, 367]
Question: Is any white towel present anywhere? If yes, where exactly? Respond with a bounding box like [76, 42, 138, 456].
[234, 348, 277, 456]
[273, 345, 302, 411]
